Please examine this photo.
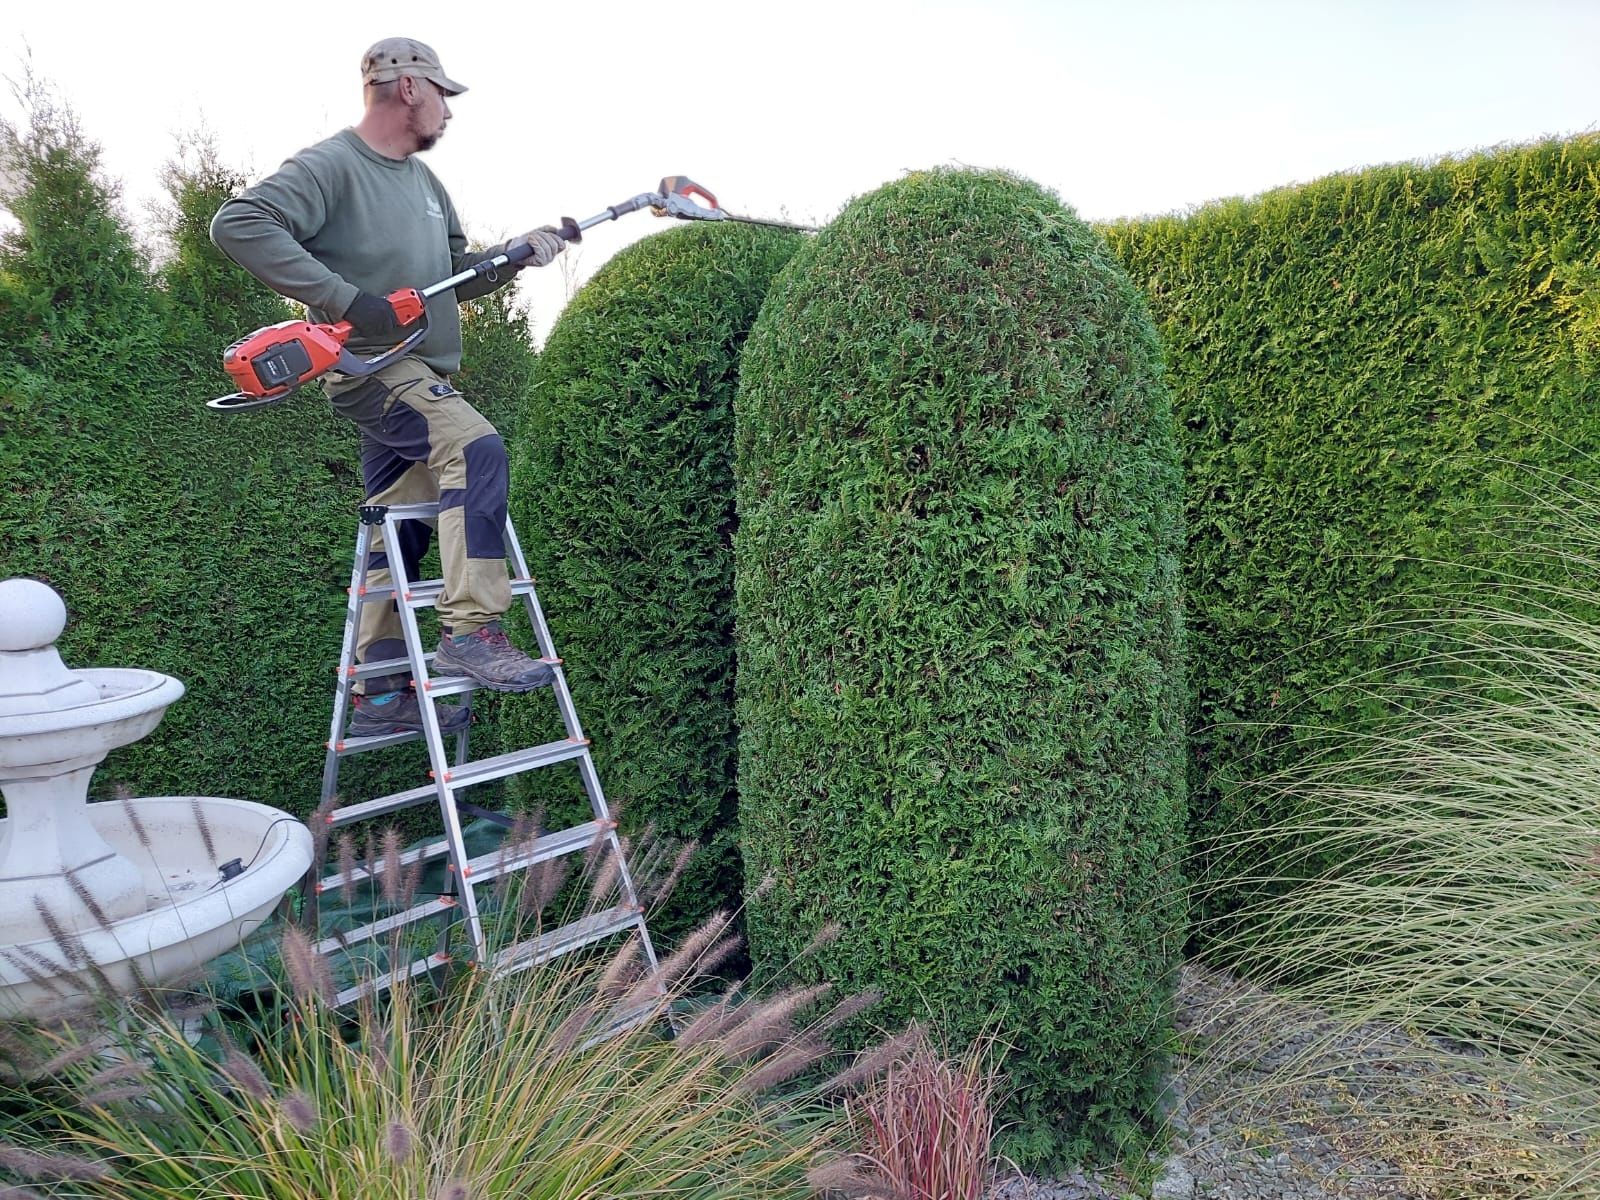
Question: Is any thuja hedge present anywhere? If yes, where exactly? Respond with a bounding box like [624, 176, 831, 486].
[735, 169, 1187, 1167]
[1, 99, 533, 816]
[1103, 135, 1600, 917]
[505, 223, 802, 937]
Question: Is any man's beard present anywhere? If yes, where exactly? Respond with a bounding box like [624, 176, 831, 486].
[410, 111, 443, 152]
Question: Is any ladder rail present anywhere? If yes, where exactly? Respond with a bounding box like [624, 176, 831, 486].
[382, 506, 489, 963]
[504, 513, 659, 969]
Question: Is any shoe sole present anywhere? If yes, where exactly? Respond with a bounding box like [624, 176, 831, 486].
[433, 661, 555, 693]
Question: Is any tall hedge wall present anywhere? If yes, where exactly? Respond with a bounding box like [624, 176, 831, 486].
[735, 169, 1187, 1167]
[1103, 135, 1600, 914]
[1, 98, 534, 818]
[505, 223, 802, 938]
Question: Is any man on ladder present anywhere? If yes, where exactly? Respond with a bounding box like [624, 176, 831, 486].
[211, 36, 562, 735]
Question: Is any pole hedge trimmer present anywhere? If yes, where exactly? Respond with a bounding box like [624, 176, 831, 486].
[209, 176, 810, 412]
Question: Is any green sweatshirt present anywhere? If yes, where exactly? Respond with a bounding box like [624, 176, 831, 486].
[209, 128, 514, 375]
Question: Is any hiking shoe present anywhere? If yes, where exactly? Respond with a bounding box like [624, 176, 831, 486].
[348, 690, 471, 737]
[433, 622, 554, 693]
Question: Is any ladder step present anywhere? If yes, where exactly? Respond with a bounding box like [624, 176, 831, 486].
[372, 501, 444, 522]
[318, 837, 451, 895]
[338, 666, 556, 703]
[332, 722, 471, 758]
[333, 951, 446, 1008]
[428, 738, 591, 791]
[350, 577, 538, 608]
[344, 650, 441, 681]
[325, 738, 592, 828]
[332, 729, 425, 756]
[418, 669, 561, 701]
[492, 904, 645, 979]
[403, 577, 539, 610]
[465, 820, 607, 885]
[314, 894, 457, 956]
[318, 818, 602, 897]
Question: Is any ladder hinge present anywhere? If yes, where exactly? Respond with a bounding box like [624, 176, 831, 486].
[360, 504, 389, 526]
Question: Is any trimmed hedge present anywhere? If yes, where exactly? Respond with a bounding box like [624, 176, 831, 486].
[505, 223, 802, 938]
[1103, 135, 1600, 918]
[735, 169, 1187, 1167]
[1, 98, 534, 818]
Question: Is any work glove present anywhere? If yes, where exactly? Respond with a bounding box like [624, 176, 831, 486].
[344, 290, 405, 340]
[510, 226, 567, 268]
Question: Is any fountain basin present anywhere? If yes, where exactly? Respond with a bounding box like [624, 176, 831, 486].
[0, 795, 314, 1020]
[0, 668, 186, 775]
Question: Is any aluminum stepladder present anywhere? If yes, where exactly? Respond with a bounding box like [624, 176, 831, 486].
[313, 500, 660, 1007]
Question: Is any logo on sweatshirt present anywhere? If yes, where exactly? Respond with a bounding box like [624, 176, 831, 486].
[425, 197, 444, 220]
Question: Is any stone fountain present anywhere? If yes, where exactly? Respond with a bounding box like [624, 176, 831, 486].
[0, 577, 313, 1020]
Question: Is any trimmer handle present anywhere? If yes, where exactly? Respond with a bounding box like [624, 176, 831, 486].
[658, 176, 718, 210]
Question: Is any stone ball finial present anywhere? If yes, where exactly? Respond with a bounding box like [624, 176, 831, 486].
[0, 578, 69, 653]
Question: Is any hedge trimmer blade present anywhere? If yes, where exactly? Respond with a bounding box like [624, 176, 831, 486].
[651, 175, 818, 232]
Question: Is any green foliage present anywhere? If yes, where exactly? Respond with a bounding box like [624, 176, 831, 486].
[155, 134, 292, 355]
[0, 76, 166, 470]
[1103, 135, 1600, 923]
[0, 88, 537, 820]
[506, 223, 802, 939]
[735, 168, 1187, 1168]
[457, 275, 539, 406]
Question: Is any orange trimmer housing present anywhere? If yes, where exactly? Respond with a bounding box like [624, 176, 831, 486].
[215, 288, 427, 410]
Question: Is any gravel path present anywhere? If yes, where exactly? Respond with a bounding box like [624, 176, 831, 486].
[986, 962, 1557, 1200]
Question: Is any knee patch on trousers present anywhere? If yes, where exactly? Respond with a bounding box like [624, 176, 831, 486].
[439, 433, 509, 559]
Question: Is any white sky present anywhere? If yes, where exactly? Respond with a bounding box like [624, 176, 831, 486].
[6, 0, 1600, 344]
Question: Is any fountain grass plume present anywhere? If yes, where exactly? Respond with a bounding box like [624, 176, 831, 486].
[279, 1089, 318, 1133]
[806, 1157, 902, 1199]
[593, 935, 641, 1002]
[585, 839, 621, 907]
[736, 1034, 831, 1099]
[824, 1023, 928, 1095]
[187, 797, 216, 864]
[0, 1143, 111, 1183]
[113, 785, 152, 853]
[1186, 470, 1600, 1196]
[385, 1120, 414, 1164]
[337, 832, 357, 899]
[0, 949, 71, 1002]
[278, 924, 333, 1007]
[519, 856, 569, 922]
[60, 870, 113, 933]
[379, 829, 405, 906]
[647, 839, 697, 909]
[722, 982, 834, 1060]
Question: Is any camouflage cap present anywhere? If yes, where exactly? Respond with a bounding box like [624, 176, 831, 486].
[361, 38, 468, 96]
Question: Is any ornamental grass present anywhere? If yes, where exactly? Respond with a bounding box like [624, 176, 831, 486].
[1187, 473, 1600, 1198]
[0, 833, 905, 1199]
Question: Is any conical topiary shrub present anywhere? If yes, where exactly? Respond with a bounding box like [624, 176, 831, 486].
[507, 221, 803, 940]
[734, 168, 1186, 1167]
